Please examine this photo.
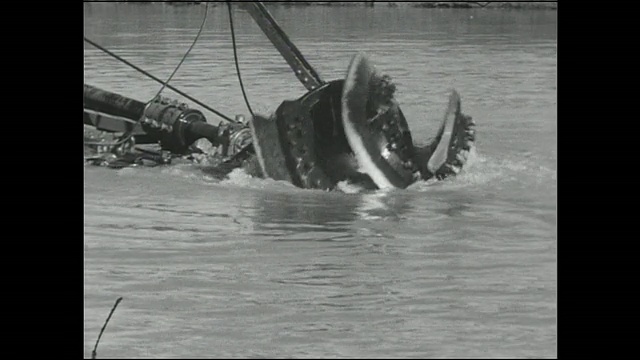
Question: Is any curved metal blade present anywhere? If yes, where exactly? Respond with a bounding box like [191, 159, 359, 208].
[427, 91, 461, 173]
[415, 91, 476, 180]
[341, 53, 415, 189]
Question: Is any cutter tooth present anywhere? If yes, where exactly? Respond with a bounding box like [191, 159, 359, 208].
[467, 117, 476, 126]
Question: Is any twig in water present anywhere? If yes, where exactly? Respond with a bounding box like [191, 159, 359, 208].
[91, 297, 123, 359]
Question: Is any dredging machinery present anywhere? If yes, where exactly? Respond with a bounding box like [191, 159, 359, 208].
[83, 1, 476, 191]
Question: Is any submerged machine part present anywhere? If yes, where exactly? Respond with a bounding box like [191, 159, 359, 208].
[83, 84, 226, 154]
[84, 84, 147, 121]
[84, 2, 477, 189]
[249, 53, 477, 190]
[84, 84, 255, 170]
[230, 2, 475, 189]
[249, 80, 358, 190]
[215, 120, 254, 158]
[273, 99, 335, 190]
[414, 91, 476, 181]
[84, 54, 476, 190]
[141, 97, 212, 154]
[341, 53, 416, 189]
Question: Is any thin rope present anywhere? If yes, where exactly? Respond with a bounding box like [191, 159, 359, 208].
[227, 2, 255, 119]
[84, 37, 235, 123]
[150, 1, 210, 102]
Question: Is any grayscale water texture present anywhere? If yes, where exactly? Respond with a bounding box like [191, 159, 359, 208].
[84, 3, 556, 358]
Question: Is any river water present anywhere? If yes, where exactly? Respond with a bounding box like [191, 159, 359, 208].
[84, 3, 556, 358]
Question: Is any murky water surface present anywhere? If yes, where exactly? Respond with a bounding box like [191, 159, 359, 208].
[84, 3, 556, 358]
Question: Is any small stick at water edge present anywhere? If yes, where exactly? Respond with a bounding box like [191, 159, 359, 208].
[91, 297, 123, 359]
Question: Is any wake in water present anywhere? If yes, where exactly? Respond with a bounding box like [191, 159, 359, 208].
[101, 144, 554, 198]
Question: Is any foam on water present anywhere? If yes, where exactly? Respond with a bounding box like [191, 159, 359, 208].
[101, 143, 554, 196]
[219, 168, 300, 192]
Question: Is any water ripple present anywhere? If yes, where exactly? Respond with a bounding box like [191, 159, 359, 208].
[84, 4, 556, 359]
